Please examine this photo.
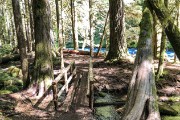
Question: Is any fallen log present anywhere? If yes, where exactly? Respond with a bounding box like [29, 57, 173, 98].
[63, 49, 104, 56]
[94, 101, 125, 107]
[0, 54, 20, 64]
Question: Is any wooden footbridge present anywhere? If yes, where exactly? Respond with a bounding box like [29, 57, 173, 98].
[33, 57, 94, 115]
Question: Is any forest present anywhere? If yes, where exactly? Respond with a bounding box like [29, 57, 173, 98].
[0, 0, 180, 120]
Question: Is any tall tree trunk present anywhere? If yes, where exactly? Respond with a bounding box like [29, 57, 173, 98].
[89, 0, 94, 57]
[55, 0, 60, 44]
[152, 12, 158, 59]
[55, 0, 64, 68]
[82, 28, 88, 50]
[74, 1, 78, 50]
[81, 0, 89, 51]
[25, 0, 32, 53]
[174, 1, 179, 62]
[105, 0, 127, 61]
[28, 0, 34, 51]
[122, 1, 160, 119]
[10, 12, 17, 48]
[12, 0, 29, 88]
[96, 10, 109, 57]
[71, 0, 78, 50]
[33, 0, 54, 97]
[5, 2, 11, 45]
[156, 31, 166, 81]
[148, 0, 180, 60]
[60, 0, 65, 48]
[156, 0, 168, 81]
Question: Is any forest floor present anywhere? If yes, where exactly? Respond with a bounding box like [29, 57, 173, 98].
[0, 53, 180, 120]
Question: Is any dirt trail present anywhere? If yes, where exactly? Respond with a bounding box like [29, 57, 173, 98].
[0, 54, 179, 120]
[0, 54, 95, 120]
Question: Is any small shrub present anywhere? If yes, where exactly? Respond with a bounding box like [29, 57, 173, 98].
[4, 85, 19, 92]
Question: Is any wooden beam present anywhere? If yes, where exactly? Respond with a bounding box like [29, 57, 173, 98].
[54, 61, 75, 84]
[57, 67, 77, 97]
[61, 74, 82, 112]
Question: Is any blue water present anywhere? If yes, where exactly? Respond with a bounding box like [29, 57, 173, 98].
[67, 48, 175, 59]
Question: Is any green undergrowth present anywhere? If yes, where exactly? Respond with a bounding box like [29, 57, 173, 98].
[168, 97, 180, 102]
[0, 66, 23, 95]
[171, 102, 180, 115]
[162, 102, 180, 120]
[0, 44, 13, 57]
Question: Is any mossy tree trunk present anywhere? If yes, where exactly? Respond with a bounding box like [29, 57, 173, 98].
[105, 0, 127, 61]
[148, 0, 180, 60]
[152, 12, 158, 59]
[121, 1, 160, 120]
[12, 0, 29, 88]
[33, 0, 54, 97]
[156, 31, 166, 81]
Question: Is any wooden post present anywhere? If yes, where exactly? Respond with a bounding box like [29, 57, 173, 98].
[64, 71, 68, 92]
[89, 81, 94, 110]
[87, 57, 94, 109]
[52, 82, 58, 111]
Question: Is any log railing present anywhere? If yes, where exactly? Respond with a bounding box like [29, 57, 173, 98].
[52, 61, 76, 111]
[87, 57, 94, 109]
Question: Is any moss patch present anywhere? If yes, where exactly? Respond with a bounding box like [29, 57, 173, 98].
[95, 106, 119, 120]
[0, 69, 23, 95]
[0, 90, 12, 95]
[169, 97, 180, 102]
[94, 93, 120, 120]
[171, 102, 180, 114]
[162, 116, 180, 120]
[159, 102, 178, 116]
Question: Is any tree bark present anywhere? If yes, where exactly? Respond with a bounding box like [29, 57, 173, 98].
[12, 0, 29, 88]
[122, 1, 160, 120]
[105, 0, 127, 61]
[148, 0, 180, 60]
[33, 0, 54, 97]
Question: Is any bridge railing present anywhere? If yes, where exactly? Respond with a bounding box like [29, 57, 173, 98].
[52, 61, 76, 111]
